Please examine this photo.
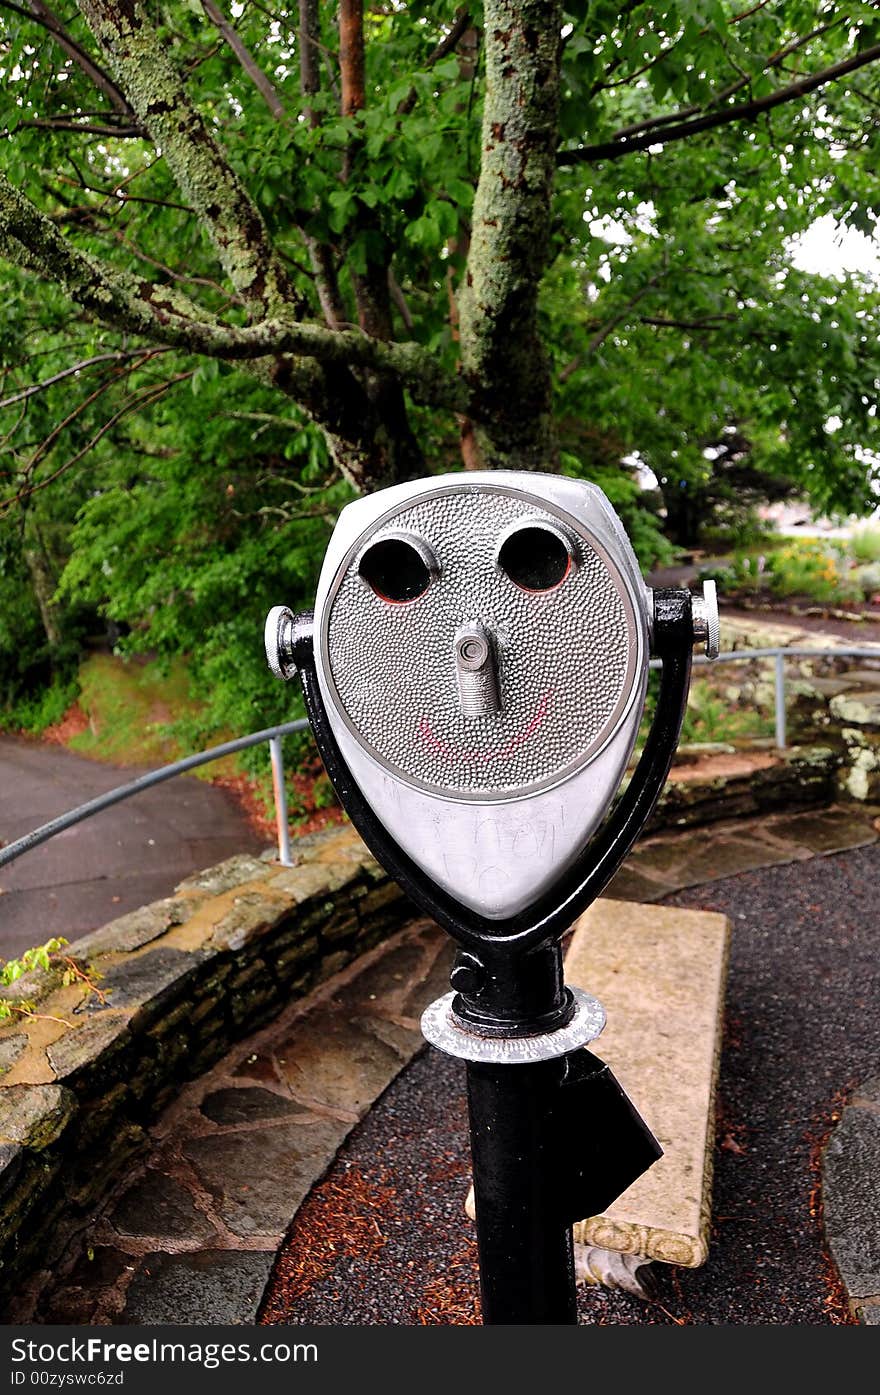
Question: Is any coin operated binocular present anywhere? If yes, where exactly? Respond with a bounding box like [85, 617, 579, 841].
[265, 471, 718, 1324]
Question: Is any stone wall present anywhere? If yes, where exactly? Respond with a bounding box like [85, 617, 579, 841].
[645, 622, 880, 830]
[0, 826, 410, 1309]
[647, 743, 842, 831]
[794, 682, 880, 803]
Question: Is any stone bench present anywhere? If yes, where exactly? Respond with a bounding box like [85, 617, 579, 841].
[466, 896, 730, 1297]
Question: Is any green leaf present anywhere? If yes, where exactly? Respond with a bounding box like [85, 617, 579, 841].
[446, 178, 475, 209]
[327, 190, 356, 233]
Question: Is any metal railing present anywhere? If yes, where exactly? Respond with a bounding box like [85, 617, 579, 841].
[0, 717, 309, 873]
[680, 644, 880, 750]
[1, 641, 878, 874]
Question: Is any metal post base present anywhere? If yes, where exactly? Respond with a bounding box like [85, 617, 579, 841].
[421, 987, 605, 1063]
[422, 992, 663, 1325]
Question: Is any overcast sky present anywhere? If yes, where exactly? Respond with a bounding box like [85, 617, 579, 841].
[789, 214, 880, 280]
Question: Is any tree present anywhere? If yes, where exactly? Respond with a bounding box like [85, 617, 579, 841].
[1, 1, 879, 725]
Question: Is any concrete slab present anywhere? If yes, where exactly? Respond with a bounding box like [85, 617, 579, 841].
[122, 1250, 276, 1326]
[274, 1011, 410, 1118]
[822, 1074, 880, 1325]
[607, 806, 879, 907]
[668, 833, 810, 884]
[832, 669, 880, 688]
[763, 807, 878, 856]
[183, 1116, 350, 1239]
[110, 1171, 217, 1242]
[565, 897, 730, 1270]
[603, 866, 671, 903]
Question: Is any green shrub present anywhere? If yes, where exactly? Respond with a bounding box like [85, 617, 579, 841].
[852, 563, 880, 599]
[849, 526, 880, 564]
[709, 539, 864, 605]
[681, 683, 774, 745]
[2, 672, 80, 734]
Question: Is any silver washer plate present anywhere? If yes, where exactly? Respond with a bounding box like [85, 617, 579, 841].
[420, 987, 606, 1064]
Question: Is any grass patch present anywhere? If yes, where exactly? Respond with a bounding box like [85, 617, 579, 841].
[69, 653, 238, 778]
[635, 669, 775, 757]
[42, 653, 330, 835]
[681, 678, 775, 745]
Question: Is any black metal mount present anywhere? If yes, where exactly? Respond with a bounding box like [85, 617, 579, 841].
[290, 589, 693, 1325]
[467, 1050, 663, 1323]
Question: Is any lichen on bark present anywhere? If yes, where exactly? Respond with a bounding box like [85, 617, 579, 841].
[457, 0, 563, 471]
[75, 0, 298, 320]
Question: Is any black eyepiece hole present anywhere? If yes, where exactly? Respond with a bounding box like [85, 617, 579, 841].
[358, 537, 433, 603]
[497, 525, 572, 592]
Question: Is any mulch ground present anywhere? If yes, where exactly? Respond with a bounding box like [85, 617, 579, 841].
[258, 844, 879, 1326]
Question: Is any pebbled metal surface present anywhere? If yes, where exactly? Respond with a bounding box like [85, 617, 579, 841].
[325, 488, 637, 798]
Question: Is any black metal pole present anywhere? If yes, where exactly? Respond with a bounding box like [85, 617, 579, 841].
[466, 1055, 577, 1325]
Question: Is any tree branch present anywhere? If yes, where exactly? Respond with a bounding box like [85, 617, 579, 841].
[0, 0, 139, 120]
[457, 0, 563, 467]
[3, 116, 144, 137]
[296, 0, 346, 329]
[200, 0, 285, 119]
[397, 7, 472, 116]
[298, 0, 320, 117]
[331, 0, 423, 484]
[606, 21, 839, 143]
[0, 169, 465, 409]
[559, 41, 880, 165]
[17, 351, 162, 483]
[0, 349, 148, 409]
[639, 314, 737, 330]
[74, 0, 300, 318]
[586, 274, 664, 353]
[339, 0, 365, 119]
[338, 0, 391, 338]
[3, 370, 192, 515]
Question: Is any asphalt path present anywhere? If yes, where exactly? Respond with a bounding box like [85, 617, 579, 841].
[0, 735, 266, 960]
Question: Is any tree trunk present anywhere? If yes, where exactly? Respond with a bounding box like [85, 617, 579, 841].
[22, 511, 63, 649]
[457, 0, 563, 471]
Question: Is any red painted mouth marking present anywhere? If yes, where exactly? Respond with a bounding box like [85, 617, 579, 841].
[417, 690, 553, 765]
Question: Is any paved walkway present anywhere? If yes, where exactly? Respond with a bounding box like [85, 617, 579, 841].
[0, 736, 266, 961]
[16, 801, 879, 1326]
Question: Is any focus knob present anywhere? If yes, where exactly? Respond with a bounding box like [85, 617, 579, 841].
[691, 579, 720, 659]
[264, 606, 299, 680]
[450, 952, 487, 999]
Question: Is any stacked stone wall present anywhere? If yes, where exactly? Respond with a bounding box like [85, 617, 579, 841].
[0, 828, 409, 1308]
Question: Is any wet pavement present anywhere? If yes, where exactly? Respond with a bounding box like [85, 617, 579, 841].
[260, 841, 880, 1326]
[0, 735, 265, 960]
